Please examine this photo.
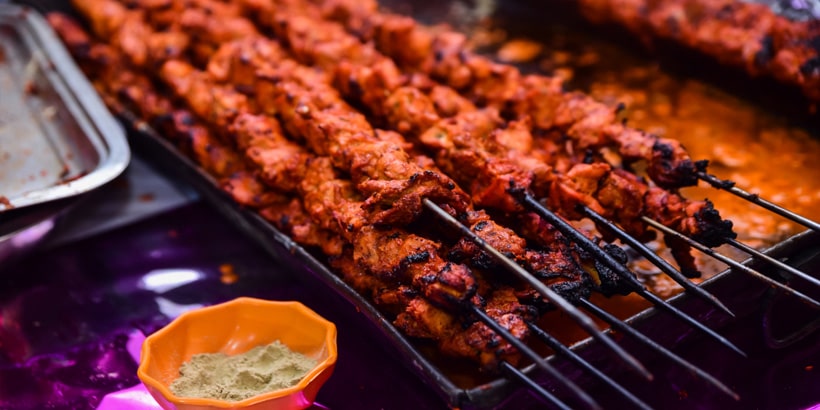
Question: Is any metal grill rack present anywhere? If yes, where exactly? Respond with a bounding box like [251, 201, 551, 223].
[23, 0, 820, 408]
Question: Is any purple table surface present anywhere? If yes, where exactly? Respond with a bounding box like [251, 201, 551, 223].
[0, 201, 443, 410]
[1, 199, 819, 410]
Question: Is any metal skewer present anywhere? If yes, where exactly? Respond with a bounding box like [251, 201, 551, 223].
[643, 217, 820, 310]
[724, 237, 820, 289]
[579, 204, 735, 317]
[697, 172, 820, 232]
[526, 323, 654, 410]
[498, 361, 573, 410]
[471, 306, 601, 410]
[579, 300, 741, 401]
[423, 199, 653, 380]
[517, 192, 747, 357]
[636, 287, 746, 357]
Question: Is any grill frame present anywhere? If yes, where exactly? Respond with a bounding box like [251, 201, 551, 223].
[125, 107, 820, 409]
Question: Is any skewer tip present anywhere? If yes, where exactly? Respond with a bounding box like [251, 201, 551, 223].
[579, 299, 741, 401]
[642, 216, 820, 312]
[637, 289, 748, 358]
[592, 328, 654, 381]
[703, 293, 736, 318]
[726, 237, 820, 291]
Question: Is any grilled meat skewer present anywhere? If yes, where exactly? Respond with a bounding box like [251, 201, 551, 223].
[70, 0, 732, 294]
[105, 0, 732, 283]
[49, 12, 345, 251]
[155, 56, 484, 312]
[54, 0, 752, 380]
[51, 13, 543, 369]
[229, 1, 734, 276]
[265, 0, 707, 190]
[63, 0, 624, 363]
[61, 5, 556, 368]
[99, 0, 732, 292]
[200, 34, 610, 297]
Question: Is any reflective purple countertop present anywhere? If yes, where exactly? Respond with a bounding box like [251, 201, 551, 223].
[0, 159, 819, 410]
[0, 201, 443, 409]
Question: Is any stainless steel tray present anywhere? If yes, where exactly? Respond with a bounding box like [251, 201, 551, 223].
[0, 3, 129, 213]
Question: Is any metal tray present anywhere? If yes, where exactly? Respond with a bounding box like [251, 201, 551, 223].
[0, 3, 129, 213]
[125, 108, 820, 409]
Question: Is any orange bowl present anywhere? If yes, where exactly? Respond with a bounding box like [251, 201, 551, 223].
[138, 297, 337, 410]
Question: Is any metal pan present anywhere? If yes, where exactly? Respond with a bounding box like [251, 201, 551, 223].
[0, 3, 129, 213]
[0, 2, 128, 265]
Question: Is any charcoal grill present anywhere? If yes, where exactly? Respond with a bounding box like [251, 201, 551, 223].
[10, 0, 820, 408]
